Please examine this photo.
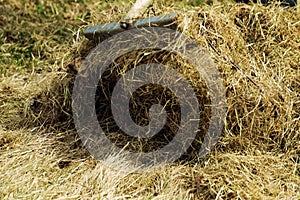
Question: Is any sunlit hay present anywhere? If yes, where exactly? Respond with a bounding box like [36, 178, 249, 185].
[175, 4, 300, 154]
[1, 0, 300, 199]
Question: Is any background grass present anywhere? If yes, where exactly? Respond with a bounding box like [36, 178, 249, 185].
[0, 0, 299, 199]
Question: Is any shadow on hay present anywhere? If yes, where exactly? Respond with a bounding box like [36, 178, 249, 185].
[24, 46, 212, 163]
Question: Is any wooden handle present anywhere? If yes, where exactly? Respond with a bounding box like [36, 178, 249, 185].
[125, 0, 153, 21]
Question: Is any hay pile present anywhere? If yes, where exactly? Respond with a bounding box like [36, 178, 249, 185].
[0, 0, 299, 199]
[25, 1, 300, 156]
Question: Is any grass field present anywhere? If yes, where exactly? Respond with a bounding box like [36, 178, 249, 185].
[0, 0, 299, 199]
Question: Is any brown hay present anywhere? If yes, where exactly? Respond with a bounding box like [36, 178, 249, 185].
[0, 0, 299, 199]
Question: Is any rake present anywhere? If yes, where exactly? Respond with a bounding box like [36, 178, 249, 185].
[83, 0, 178, 42]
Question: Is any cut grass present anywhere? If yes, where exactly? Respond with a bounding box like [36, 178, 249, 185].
[0, 129, 299, 199]
[0, 0, 299, 199]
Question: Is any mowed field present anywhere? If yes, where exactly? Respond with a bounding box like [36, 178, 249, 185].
[0, 0, 299, 199]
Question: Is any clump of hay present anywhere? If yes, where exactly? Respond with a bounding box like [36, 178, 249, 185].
[27, 3, 299, 156]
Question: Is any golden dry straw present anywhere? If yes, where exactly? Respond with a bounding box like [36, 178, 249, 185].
[0, 0, 299, 199]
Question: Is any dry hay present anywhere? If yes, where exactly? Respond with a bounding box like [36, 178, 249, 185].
[0, 0, 299, 199]
[0, 129, 299, 199]
[25, 2, 300, 155]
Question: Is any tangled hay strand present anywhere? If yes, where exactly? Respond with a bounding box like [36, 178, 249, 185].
[0, 0, 299, 199]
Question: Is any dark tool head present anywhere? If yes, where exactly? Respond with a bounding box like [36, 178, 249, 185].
[84, 13, 178, 42]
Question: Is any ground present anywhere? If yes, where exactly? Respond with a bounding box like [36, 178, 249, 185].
[0, 0, 299, 199]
